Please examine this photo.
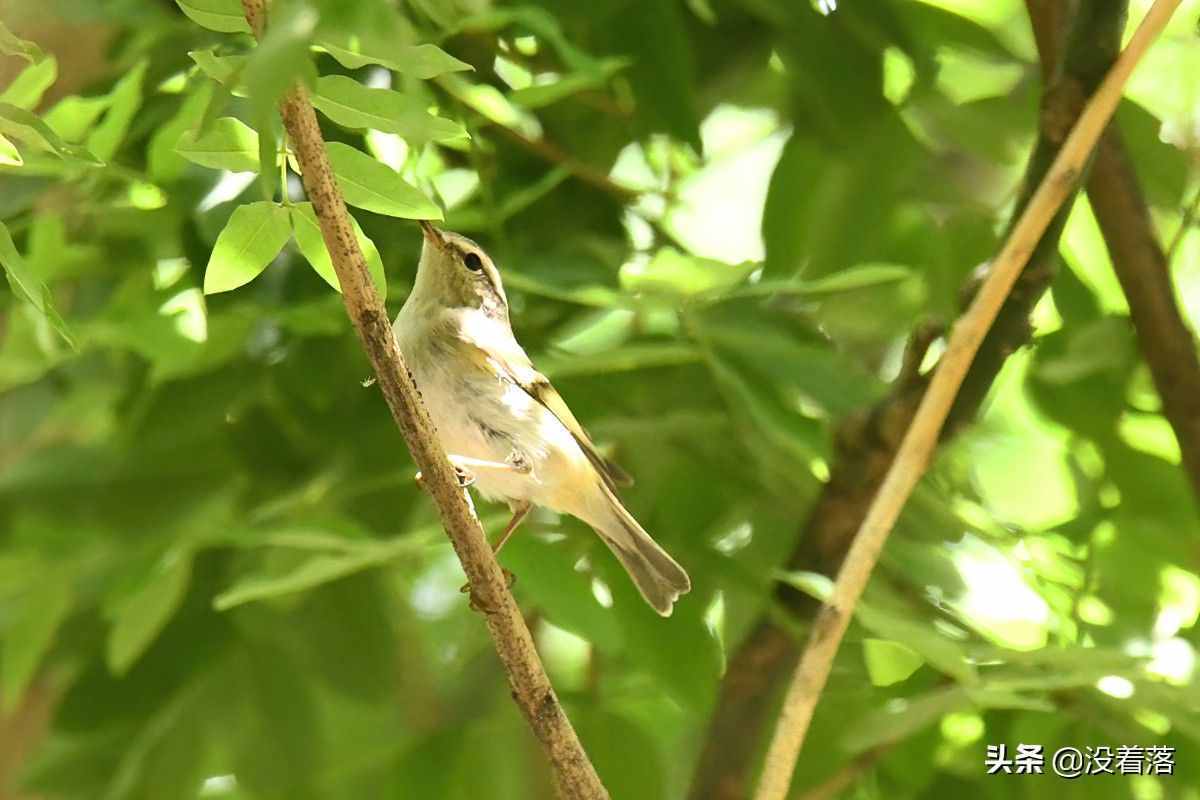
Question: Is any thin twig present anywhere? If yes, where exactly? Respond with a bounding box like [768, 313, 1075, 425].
[752, 3, 1180, 798]
[236, 3, 607, 798]
[490, 121, 638, 203]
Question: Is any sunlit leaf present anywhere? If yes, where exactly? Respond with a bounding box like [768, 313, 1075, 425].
[620, 247, 756, 296]
[289, 201, 387, 299]
[175, 0, 251, 33]
[862, 638, 924, 686]
[0, 132, 21, 165]
[0, 221, 75, 347]
[310, 75, 468, 145]
[188, 49, 249, 95]
[202, 201, 291, 294]
[0, 55, 57, 110]
[317, 35, 472, 78]
[0, 102, 102, 164]
[326, 141, 441, 219]
[86, 60, 147, 162]
[42, 94, 112, 142]
[175, 115, 259, 171]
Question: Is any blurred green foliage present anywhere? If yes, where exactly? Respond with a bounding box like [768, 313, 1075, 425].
[0, 0, 1198, 798]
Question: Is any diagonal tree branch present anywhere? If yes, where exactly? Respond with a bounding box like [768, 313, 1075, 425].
[237, 2, 607, 798]
[689, 2, 1147, 797]
[1090, 132, 1200, 498]
[752, 3, 1178, 798]
[1027, 0, 1200, 501]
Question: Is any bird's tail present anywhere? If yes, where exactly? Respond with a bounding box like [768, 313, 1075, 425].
[590, 489, 691, 616]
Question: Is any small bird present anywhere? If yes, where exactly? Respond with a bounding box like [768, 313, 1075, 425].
[393, 222, 691, 616]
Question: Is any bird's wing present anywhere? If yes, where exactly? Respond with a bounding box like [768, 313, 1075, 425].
[458, 328, 633, 491]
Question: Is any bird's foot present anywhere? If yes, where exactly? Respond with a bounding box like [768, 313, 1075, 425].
[413, 465, 474, 491]
[455, 465, 475, 488]
[467, 589, 496, 614]
[458, 569, 516, 612]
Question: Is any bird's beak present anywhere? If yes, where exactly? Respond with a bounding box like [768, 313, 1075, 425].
[419, 220, 445, 249]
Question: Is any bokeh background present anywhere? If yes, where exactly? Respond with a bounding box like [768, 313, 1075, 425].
[1, 0, 1199, 798]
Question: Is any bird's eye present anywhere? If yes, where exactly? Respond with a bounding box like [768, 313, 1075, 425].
[463, 252, 483, 272]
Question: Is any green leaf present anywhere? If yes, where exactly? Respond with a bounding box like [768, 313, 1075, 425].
[450, 7, 599, 73]
[188, 50, 248, 95]
[862, 638, 924, 686]
[213, 536, 428, 610]
[326, 141, 441, 219]
[2, 576, 71, 711]
[0, 20, 43, 61]
[776, 570, 834, 602]
[0, 221, 75, 347]
[203, 201, 291, 294]
[106, 549, 193, 675]
[175, 0, 251, 33]
[311, 75, 467, 145]
[0, 55, 57, 110]
[499, 267, 622, 308]
[42, 94, 111, 142]
[289, 202, 387, 300]
[843, 685, 1052, 753]
[620, 247, 756, 296]
[539, 343, 702, 380]
[777, 571, 977, 683]
[437, 73, 530, 132]
[0, 102, 102, 164]
[175, 115, 259, 171]
[317, 36, 472, 78]
[147, 82, 213, 180]
[508, 59, 627, 109]
[502, 535, 623, 652]
[574, 710, 666, 800]
[86, 60, 147, 162]
[0, 132, 21, 165]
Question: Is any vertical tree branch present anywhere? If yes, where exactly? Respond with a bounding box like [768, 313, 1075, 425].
[237, 3, 608, 797]
[1027, 2, 1200, 501]
[751, 4, 1179, 798]
[1090, 133, 1200, 498]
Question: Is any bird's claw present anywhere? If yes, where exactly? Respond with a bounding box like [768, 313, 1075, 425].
[468, 590, 496, 614]
[460, 581, 497, 614]
[454, 465, 475, 488]
[414, 466, 474, 491]
[458, 569, 516, 613]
